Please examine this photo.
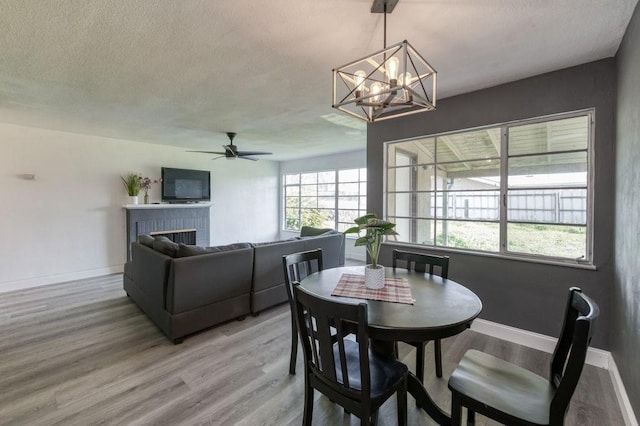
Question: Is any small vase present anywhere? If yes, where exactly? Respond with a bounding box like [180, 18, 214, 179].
[364, 265, 385, 289]
[144, 193, 149, 204]
[128, 195, 139, 205]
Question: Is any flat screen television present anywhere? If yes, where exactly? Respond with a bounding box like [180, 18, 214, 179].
[161, 167, 211, 203]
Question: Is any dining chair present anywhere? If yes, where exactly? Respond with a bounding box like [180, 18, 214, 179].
[392, 249, 450, 381]
[448, 287, 599, 426]
[282, 249, 324, 375]
[292, 282, 409, 426]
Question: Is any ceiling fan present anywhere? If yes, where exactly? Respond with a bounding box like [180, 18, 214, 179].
[188, 132, 273, 161]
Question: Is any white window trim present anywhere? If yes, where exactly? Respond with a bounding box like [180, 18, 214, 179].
[283, 168, 367, 233]
[383, 108, 595, 267]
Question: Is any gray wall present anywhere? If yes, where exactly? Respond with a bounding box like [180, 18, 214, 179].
[614, 2, 640, 416]
[367, 59, 616, 349]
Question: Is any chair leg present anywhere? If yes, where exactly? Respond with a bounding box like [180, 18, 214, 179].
[450, 393, 462, 426]
[415, 343, 426, 383]
[397, 379, 408, 426]
[302, 379, 314, 426]
[467, 409, 475, 425]
[289, 316, 298, 375]
[434, 339, 443, 378]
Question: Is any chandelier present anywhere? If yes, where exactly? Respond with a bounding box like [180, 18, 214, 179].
[332, 0, 437, 122]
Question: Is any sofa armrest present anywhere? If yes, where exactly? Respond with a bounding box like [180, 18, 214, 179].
[167, 247, 254, 314]
[252, 239, 304, 293]
[300, 226, 335, 237]
[302, 233, 345, 267]
[130, 242, 172, 307]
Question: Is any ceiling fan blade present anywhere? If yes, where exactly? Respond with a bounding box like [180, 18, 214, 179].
[237, 151, 272, 156]
[238, 156, 258, 161]
[188, 150, 227, 155]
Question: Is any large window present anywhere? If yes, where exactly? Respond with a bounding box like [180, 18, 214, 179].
[284, 168, 367, 232]
[385, 111, 593, 264]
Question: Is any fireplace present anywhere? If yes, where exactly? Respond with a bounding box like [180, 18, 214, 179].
[150, 228, 197, 245]
[124, 204, 211, 260]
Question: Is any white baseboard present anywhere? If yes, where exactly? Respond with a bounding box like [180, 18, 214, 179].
[0, 265, 124, 294]
[471, 318, 609, 368]
[608, 357, 639, 426]
[471, 318, 637, 426]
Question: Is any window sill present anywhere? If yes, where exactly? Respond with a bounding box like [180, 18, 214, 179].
[382, 241, 597, 271]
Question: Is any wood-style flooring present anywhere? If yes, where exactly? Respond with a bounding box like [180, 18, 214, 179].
[0, 274, 624, 425]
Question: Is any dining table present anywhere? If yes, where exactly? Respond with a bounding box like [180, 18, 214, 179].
[299, 265, 483, 426]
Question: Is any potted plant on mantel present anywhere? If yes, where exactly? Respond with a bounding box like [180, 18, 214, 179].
[141, 176, 158, 204]
[121, 172, 142, 205]
[344, 213, 398, 289]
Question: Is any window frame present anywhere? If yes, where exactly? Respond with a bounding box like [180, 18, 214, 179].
[283, 168, 367, 233]
[383, 109, 595, 268]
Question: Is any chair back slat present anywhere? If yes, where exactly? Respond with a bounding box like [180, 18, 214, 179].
[334, 319, 350, 389]
[304, 307, 321, 374]
[549, 287, 599, 423]
[392, 249, 450, 278]
[283, 249, 324, 317]
[313, 307, 339, 383]
[283, 249, 324, 298]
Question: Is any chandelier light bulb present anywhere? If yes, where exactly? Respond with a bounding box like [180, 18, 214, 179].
[399, 71, 412, 87]
[386, 57, 399, 86]
[370, 82, 383, 103]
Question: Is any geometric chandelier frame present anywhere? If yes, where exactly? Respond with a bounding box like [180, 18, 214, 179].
[332, 39, 437, 122]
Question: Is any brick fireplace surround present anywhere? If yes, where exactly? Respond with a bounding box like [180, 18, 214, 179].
[124, 203, 211, 260]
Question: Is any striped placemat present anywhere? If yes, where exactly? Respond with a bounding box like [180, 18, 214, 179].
[331, 273, 414, 305]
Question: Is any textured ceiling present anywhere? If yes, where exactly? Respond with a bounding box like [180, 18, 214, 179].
[0, 0, 637, 161]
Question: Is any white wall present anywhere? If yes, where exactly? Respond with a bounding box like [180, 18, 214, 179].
[279, 149, 367, 261]
[0, 122, 279, 292]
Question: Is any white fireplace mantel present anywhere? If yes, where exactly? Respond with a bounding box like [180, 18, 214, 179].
[123, 202, 212, 210]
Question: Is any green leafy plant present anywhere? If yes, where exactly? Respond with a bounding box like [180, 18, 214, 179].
[344, 213, 398, 268]
[121, 173, 143, 196]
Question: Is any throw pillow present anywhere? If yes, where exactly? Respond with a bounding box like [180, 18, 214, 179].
[138, 234, 155, 247]
[177, 244, 220, 257]
[152, 236, 179, 257]
[176, 242, 253, 257]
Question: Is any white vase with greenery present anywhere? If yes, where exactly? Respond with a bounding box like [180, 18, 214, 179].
[121, 173, 142, 205]
[344, 213, 398, 289]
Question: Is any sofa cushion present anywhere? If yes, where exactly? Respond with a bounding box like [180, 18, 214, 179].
[176, 244, 218, 257]
[223, 242, 253, 251]
[153, 236, 179, 257]
[300, 226, 336, 237]
[138, 234, 155, 248]
[176, 242, 253, 257]
[251, 238, 298, 247]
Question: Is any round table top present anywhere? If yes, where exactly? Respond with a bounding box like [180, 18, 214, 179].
[299, 265, 483, 342]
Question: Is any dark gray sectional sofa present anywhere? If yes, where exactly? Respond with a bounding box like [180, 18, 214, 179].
[123, 227, 345, 343]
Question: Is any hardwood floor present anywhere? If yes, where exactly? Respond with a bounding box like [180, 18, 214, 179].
[0, 274, 624, 425]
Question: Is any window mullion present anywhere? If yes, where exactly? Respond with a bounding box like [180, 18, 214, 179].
[499, 127, 508, 254]
[297, 176, 302, 230]
[334, 170, 339, 230]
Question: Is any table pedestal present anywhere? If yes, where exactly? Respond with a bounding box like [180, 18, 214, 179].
[372, 340, 450, 425]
